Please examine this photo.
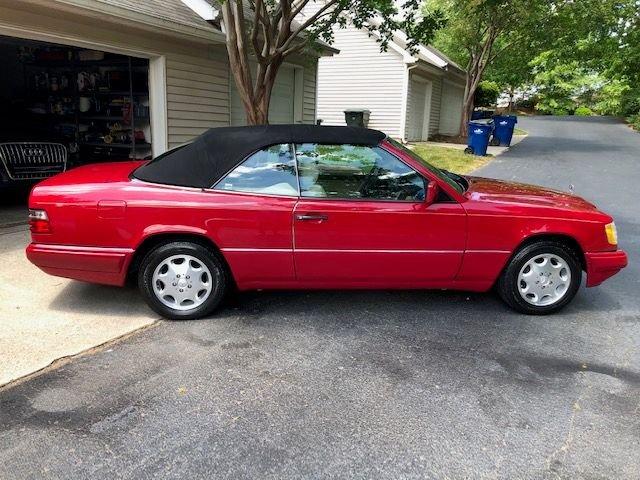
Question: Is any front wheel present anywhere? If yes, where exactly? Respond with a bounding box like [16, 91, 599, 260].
[497, 241, 582, 315]
[138, 241, 227, 320]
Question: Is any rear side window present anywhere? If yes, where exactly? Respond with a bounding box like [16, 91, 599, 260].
[213, 144, 298, 196]
[295, 143, 425, 201]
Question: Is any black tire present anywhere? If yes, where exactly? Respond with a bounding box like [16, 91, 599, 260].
[138, 241, 227, 320]
[490, 137, 500, 146]
[497, 240, 582, 315]
[464, 147, 474, 155]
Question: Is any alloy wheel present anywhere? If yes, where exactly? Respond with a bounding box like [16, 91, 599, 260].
[152, 254, 213, 311]
[517, 253, 572, 307]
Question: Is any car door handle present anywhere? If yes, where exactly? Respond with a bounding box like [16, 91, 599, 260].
[295, 213, 328, 222]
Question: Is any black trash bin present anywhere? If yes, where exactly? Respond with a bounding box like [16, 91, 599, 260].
[344, 109, 371, 128]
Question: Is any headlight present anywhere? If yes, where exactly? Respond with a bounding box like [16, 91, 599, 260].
[605, 222, 618, 245]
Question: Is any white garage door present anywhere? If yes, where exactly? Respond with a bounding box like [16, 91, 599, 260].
[439, 82, 465, 135]
[231, 66, 295, 125]
[406, 79, 431, 141]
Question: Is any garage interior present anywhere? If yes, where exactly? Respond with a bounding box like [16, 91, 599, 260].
[0, 35, 151, 228]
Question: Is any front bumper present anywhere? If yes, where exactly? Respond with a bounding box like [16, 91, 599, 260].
[26, 243, 133, 286]
[585, 250, 628, 287]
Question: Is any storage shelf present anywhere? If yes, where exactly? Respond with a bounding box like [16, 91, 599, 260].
[83, 91, 149, 96]
[81, 142, 151, 149]
[79, 115, 150, 121]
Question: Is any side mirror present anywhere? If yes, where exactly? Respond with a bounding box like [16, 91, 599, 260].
[425, 181, 439, 205]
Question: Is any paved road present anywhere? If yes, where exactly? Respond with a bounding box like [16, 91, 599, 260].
[1, 117, 638, 479]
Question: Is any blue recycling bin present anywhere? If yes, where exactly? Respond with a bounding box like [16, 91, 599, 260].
[492, 115, 518, 146]
[466, 121, 493, 156]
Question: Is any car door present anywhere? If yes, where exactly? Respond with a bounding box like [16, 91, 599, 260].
[207, 143, 299, 288]
[292, 143, 466, 288]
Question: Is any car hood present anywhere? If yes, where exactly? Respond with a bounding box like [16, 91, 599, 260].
[463, 176, 598, 212]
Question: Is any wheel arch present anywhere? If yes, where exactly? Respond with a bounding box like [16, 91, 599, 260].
[507, 233, 586, 272]
[127, 232, 236, 287]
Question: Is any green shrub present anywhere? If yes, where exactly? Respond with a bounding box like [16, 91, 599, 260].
[516, 98, 536, 110]
[628, 114, 640, 131]
[474, 81, 500, 107]
[574, 106, 593, 116]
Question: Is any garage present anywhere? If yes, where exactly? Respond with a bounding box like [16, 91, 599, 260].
[439, 81, 465, 135]
[230, 65, 302, 125]
[0, 35, 151, 227]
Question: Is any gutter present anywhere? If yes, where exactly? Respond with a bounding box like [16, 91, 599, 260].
[399, 64, 418, 143]
[46, 0, 227, 44]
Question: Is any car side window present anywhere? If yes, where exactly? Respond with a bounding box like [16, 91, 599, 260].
[213, 144, 298, 196]
[295, 143, 425, 201]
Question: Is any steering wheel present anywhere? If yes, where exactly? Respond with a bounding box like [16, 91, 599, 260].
[358, 167, 380, 198]
[394, 184, 424, 201]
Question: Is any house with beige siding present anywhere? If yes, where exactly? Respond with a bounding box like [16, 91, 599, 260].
[299, 8, 467, 141]
[0, 0, 331, 162]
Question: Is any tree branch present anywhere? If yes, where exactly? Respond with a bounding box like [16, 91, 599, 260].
[277, 0, 340, 53]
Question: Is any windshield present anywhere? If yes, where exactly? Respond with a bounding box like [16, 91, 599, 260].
[384, 138, 466, 194]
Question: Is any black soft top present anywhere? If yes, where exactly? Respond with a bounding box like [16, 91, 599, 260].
[133, 124, 386, 188]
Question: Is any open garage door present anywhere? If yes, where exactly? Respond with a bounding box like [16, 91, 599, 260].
[0, 35, 151, 228]
[439, 82, 464, 136]
[230, 66, 297, 125]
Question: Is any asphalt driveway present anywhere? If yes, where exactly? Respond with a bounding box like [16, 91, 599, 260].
[0, 116, 638, 479]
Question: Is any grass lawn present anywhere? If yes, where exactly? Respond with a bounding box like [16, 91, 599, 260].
[410, 143, 490, 175]
[514, 127, 528, 135]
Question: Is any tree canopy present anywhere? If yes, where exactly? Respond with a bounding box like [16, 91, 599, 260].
[221, 0, 445, 124]
[431, 0, 640, 129]
[426, 0, 548, 135]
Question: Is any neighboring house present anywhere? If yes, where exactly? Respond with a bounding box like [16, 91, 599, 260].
[0, 0, 332, 159]
[300, 8, 467, 141]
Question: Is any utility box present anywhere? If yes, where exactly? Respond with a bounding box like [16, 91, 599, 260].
[344, 109, 371, 128]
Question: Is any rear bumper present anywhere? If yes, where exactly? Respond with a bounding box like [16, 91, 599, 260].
[585, 250, 628, 287]
[26, 243, 134, 286]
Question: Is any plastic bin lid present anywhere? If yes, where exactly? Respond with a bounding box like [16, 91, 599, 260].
[470, 119, 494, 125]
[344, 109, 371, 113]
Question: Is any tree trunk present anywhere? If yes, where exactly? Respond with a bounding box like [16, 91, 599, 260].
[459, 63, 480, 137]
[458, 26, 499, 138]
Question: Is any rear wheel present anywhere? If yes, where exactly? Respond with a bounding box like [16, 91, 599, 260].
[497, 240, 582, 315]
[138, 241, 227, 320]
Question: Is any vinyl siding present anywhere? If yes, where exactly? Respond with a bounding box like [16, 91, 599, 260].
[303, 61, 317, 123]
[166, 47, 230, 147]
[315, 28, 406, 137]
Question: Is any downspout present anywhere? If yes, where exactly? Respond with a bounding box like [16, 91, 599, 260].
[399, 63, 418, 143]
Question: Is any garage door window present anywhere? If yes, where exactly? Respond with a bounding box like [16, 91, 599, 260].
[213, 144, 298, 196]
[295, 143, 425, 201]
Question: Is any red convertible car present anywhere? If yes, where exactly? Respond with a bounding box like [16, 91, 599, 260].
[26, 125, 627, 319]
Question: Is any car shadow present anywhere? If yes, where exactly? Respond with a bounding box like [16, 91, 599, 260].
[47, 281, 155, 318]
[46, 279, 624, 321]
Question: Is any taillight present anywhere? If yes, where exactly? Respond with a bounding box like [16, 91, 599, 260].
[28, 209, 51, 234]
